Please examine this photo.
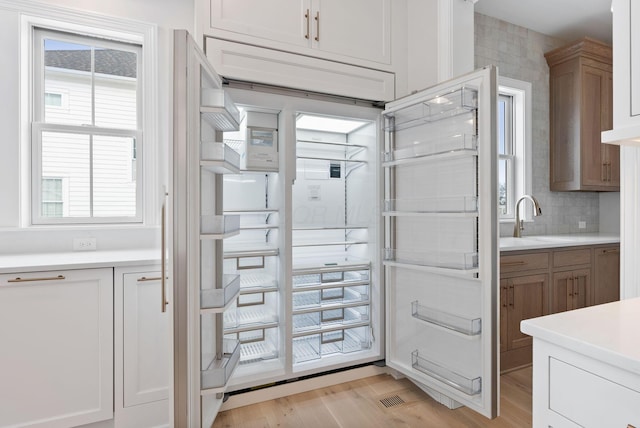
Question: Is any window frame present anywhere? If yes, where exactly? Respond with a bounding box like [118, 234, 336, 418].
[498, 77, 533, 223]
[19, 8, 158, 228]
[31, 28, 143, 225]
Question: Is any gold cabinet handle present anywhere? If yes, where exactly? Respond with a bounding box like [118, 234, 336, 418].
[608, 162, 612, 182]
[137, 276, 162, 282]
[602, 248, 619, 254]
[304, 9, 310, 39]
[602, 162, 607, 182]
[508, 285, 514, 307]
[8, 275, 65, 283]
[314, 11, 320, 41]
[501, 286, 508, 308]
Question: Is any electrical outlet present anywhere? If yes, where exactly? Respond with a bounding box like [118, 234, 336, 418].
[73, 237, 97, 251]
[578, 221, 586, 229]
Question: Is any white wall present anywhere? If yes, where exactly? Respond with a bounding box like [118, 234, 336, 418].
[0, 0, 194, 253]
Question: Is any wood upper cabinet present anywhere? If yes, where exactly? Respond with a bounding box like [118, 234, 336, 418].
[593, 245, 621, 305]
[207, 0, 392, 67]
[546, 37, 619, 191]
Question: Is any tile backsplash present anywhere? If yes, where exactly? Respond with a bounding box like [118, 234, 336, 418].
[475, 13, 603, 237]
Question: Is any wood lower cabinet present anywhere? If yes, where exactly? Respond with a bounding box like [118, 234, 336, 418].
[0, 268, 113, 428]
[594, 245, 621, 304]
[551, 268, 591, 312]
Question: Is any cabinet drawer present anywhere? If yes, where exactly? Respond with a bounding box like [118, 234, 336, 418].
[549, 357, 640, 427]
[553, 248, 591, 268]
[500, 252, 549, 273]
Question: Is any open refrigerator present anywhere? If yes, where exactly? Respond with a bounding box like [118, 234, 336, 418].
[172, 30, 498, 426]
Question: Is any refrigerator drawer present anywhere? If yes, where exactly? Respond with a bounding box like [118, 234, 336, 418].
[292, 269, 370, 288]
[292, 326, 371, 364]
[292, 285, 369, 310]
[225, 326, 279, 365]
[224, 252, 279, 291]
[224, 290, 279, 329]
[292, 305, 369, 333]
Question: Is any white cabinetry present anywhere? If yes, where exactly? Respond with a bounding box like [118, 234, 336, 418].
[206, 0, 391, 68]
[602, 0, 640, 145]
[114, 266, 170, 427]
[0, 268, 113, 428]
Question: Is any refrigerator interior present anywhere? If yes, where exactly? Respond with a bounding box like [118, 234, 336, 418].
[218, 88, 384, 391]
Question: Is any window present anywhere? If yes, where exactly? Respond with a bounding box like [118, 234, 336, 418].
[498, 77, 532, 222]
[32, 29, 142, 224]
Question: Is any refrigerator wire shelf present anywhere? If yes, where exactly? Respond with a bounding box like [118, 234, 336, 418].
[411, 350, 482, 396]
[411, 301, 481, 336]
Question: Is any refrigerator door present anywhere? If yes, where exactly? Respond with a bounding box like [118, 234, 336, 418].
[383, 66, 498, 418]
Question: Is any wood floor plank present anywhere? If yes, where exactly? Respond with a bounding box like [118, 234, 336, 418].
[212, 368, 532, 428]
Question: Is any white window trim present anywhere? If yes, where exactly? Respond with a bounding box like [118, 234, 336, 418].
[499, 76, 532, 223]
[13, 0, 158, 227]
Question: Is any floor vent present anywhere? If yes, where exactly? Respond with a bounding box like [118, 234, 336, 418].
[379, 395, 405, 408]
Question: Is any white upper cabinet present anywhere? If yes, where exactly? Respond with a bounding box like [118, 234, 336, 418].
[206, 0, 392, 69]
[602, 0, 640, 145]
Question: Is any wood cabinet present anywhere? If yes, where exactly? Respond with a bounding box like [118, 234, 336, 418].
[500, 253, 550, 372]
[206, 0, 391, 67]
[545, 37, 619, 191]
[0, 268, 113, 428]
[114, 266, 170, 427]
[551, 268, 590, 312]
[593, 245, 621, 304]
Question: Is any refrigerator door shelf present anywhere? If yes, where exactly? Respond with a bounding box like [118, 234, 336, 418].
[201, 142, 242, 173]
[411, 301, 482, 337]
[200, 339, 241, 393]
[382, 133, 477, 166]
[411, 350, 482, 396]
[199, 274, 241, 312]
[200, 88, 240, 132]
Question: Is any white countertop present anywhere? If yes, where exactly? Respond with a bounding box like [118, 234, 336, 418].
[500, 232, 620, 252]
[0, 249, 160, 274]
[521, 298, 640, 376]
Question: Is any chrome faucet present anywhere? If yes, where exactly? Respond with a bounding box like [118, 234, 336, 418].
[513, 195, 542, 237]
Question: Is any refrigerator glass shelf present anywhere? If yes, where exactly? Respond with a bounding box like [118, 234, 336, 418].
[292, 259, 370, 275]
[383, 197, 478, 215]
[384, 87, 478, 132]
[411, 301, 481, 336]
[292, 305, 369, 333]
[292, 285, 370, 311]
[292, 225, 368, 231]
[292, 325, 371, 364]
[224, 209, 279, 214]
[296, 155, 367, 164]
[200, 214, 240, 238]
[382, 133, 477, 167]
[291, 240, 368, 248]
[411, 350, 482, 396]
[383, 248, 478, 271]
[292, 269, 369, 287]
[200, 142, 242, 174]
[382, 148, 477, 168]
[200, 274, 240, 311]
[200, 88, 240, 131]
[224, 244, 279, 258]
[200, 339, 241, 392]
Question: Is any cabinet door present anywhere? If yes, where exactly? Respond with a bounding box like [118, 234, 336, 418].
[581, 65, 609, 188]
[552, 270, 573, 313]
[500, 279, 508, 353]
[571, 268, 590, 310]
[123, 271, 170, 407]
[0, 268, 113, 428]
[594, 246, 620, 305]
[210, 0, 311, 49]
[313, 0, 391, 65]
[603, 71, 620, 187]
[506, 274, 547, 351]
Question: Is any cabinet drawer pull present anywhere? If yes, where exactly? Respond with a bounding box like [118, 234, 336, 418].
[508, 285, 514, 307]
[137, 276, 162, 282]
[8, 275, 65, 283]
[501, 261, 526, 267]
[314, 11, 320, 41]
[501, 286, 508, 307]
[602, 248, 619, 254]
[304, 9, 310, 39]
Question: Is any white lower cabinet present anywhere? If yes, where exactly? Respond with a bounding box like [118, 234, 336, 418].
[0, 268, 113, 428]
[114, 266, 170, 428]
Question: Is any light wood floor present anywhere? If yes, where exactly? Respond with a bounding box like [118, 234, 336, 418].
[212, 367, 532, 428]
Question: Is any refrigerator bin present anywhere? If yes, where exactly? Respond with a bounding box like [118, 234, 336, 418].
[224, 251, 279, 291]
[292, 305, 369, 333]
[200, 214, 240, 237]
[224, 290, 279, 329]
[411, 350, 481, 396]
[200, 274, 240, 309]
[292, 269, 370, 289]
[384, 87, 478, 131]
[411, 301, 481, 336]
[200, 339, 241, 390]
[292, 285, 369, 310]
[383, 248, 478, 271]
[382, 134, 477, 166]
[200, 142, 241, 173]
[292, 326, 371, 364]
[225, 326, 279, 365]
[383, 196, 478, 214]
[200, 88, 240, 131]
